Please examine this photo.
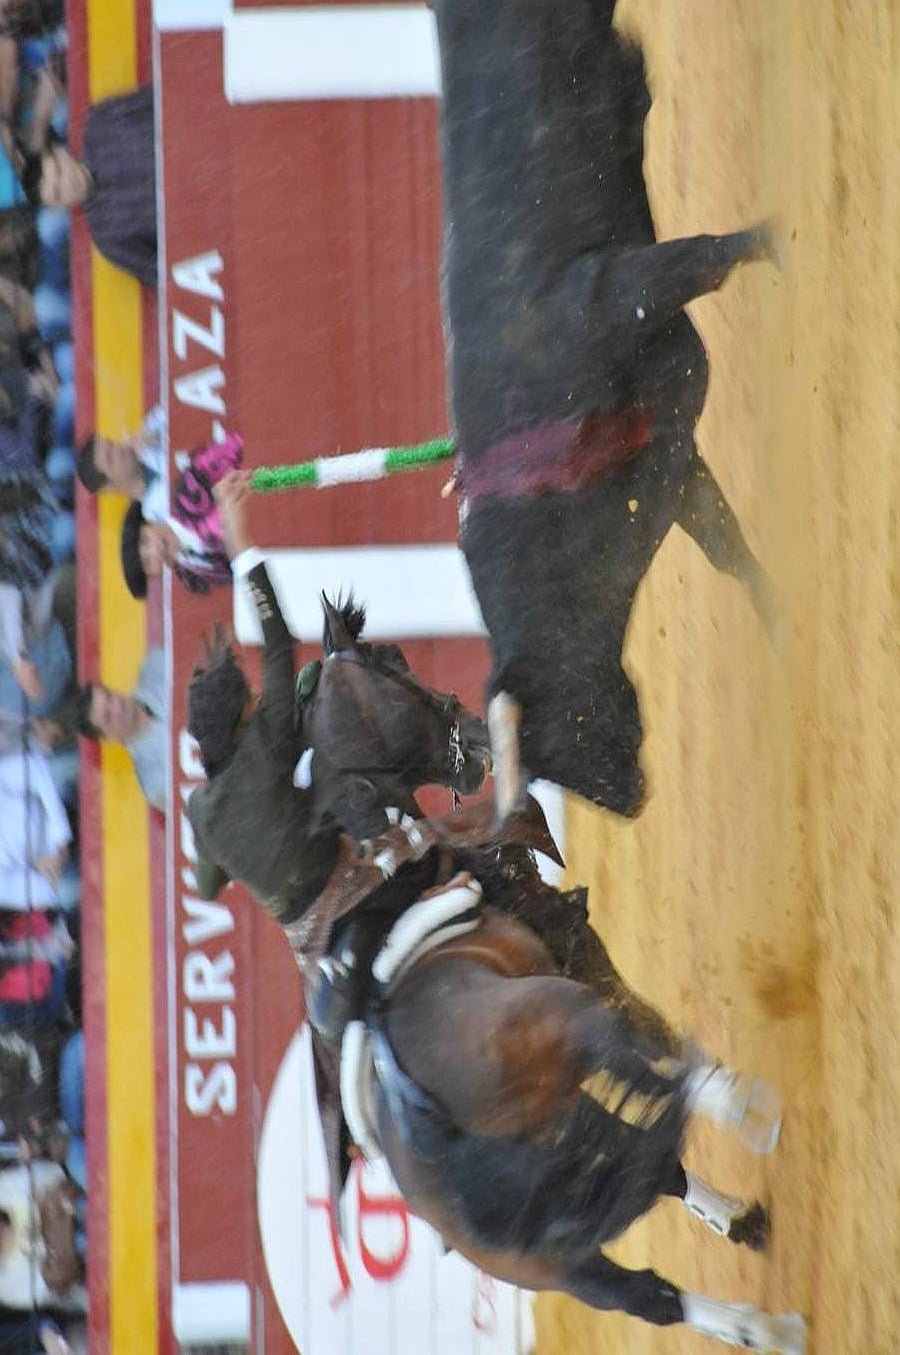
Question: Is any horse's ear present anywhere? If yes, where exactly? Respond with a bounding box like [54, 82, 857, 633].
[321, 592, 366, 654]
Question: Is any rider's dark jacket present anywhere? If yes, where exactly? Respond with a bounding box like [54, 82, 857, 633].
[188, 557, 338, 920]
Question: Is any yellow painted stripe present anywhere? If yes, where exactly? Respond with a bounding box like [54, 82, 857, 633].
[87, 1, 159, 1349]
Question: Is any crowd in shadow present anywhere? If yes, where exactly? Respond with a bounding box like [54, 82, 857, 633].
[0, 0, 176, 1337]
[0, 3, 84, 1349]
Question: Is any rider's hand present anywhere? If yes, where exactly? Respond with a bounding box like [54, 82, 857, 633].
[214, 469, 254, 560]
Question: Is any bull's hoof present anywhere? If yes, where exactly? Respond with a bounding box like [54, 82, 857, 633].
[752, 216, 785, 271]
[728, 1200, 771, 1252]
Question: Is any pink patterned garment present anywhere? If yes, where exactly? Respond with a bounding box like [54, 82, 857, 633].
[172, 432, 244, 553]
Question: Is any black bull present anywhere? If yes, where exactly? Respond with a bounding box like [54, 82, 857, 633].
[438, 0, 778, 816]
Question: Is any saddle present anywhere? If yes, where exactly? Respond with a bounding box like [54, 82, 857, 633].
[311, 872, 484, 1162]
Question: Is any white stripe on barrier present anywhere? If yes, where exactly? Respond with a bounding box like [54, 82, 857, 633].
[154, 0, 231, 33]
[171, 1281, 251, 1343]
[233, 545, 485, 643]
[223, 5, 441, 103]
[316, 447, 389, 487]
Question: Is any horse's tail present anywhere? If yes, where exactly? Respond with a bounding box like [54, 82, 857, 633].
[428, 1079, 688, 1260]
[552, 1077, 688, 1250]
[321, 592, 367, 653]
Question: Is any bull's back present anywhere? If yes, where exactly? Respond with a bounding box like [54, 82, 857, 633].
[435, 0, 657, 450]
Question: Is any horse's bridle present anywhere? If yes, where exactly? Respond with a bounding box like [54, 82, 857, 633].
[324, 648, 467, 778]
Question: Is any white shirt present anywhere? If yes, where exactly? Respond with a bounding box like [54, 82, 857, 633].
[0, 1162, 87, 1312]
[0, 749, 72, 909]
[125, 646, 168, 812]
[137, 403, 170, 524]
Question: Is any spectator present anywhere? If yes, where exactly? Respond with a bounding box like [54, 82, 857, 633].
[0, 205, 39, 287]
[0, 908, 71, 1025]
[56, 1031, 82, 1192]
[0, 745, 72, 909]
[0, 1025, 58, 1144]
[118, 431, 243, 597]
[20, 84, 155, 286]
[0, 480, 74, 718]
[0, 1158, 85, 1314]
[76, 645, 166, 812]
[75, 402, 165, 515]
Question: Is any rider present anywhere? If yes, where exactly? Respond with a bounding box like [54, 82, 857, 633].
[186, 471, 334, 921]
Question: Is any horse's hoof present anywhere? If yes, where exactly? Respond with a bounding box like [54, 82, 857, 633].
[737, 1077, 782, 1156]
[728, 1200, 771, 1252]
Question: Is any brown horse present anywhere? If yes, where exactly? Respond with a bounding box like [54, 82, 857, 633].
[304, 826, 804, 1353]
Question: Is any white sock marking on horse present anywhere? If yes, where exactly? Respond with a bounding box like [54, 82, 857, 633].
[682, 1296, 806, 1353]
[682, 1172, 743, 1238]
[686, 1065, 782, 1155]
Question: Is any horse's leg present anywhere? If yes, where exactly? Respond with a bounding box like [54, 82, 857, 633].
[561, 938, 782, 1153]
[676, 451, 779, 641]
[664, 1163, 771, 1251]
[556, 1252, 805, 1352]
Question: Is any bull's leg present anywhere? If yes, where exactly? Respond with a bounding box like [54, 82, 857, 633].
[487, 690, 526, 822]
[676, 452, 779, 642]
[557, 1253, 806, 1351]
[605, 224, 777, 332]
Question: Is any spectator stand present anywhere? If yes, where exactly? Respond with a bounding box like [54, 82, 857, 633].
[66, 0, 160, 1352]
[0, 2, 87, 1351]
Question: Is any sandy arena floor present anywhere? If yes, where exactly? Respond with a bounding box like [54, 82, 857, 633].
[536, 3, 898, 1352]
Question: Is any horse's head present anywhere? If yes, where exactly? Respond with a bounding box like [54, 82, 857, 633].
[303, 594, 491, 838]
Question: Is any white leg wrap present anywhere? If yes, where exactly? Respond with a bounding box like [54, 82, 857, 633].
[687, 1065, 782, 1155]
[682, 1295, 806, 1353]
[682, 1171, 742, 1238]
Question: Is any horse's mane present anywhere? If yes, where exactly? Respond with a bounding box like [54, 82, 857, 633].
[321, 592, 367, 655]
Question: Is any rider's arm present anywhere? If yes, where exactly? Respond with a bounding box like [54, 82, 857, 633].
[194, 854, 232, 901]
[216, 470, 297, 749]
